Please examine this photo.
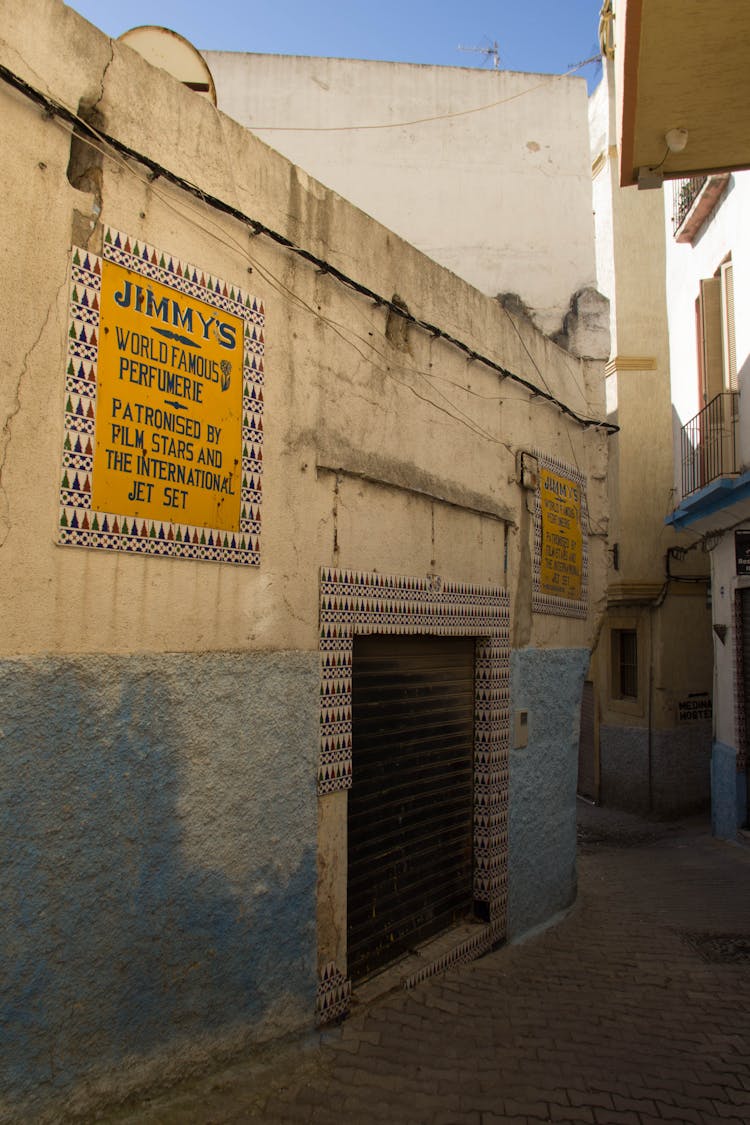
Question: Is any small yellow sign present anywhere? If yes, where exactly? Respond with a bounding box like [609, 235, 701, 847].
[93, 259, 243, 532]
[539, 466, 583, 599]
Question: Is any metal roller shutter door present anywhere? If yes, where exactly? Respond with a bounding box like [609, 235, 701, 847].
[743, 590, 750, 687]
[742, 591, 750, 825]
[347, 634, 476, 982]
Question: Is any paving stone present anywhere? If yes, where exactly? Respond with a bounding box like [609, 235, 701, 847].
[482, 1117, 528, 1125]
[502, 1097, 551, 1118]
[713, 1098, 750, 1117]
[611, 1093, 658, 1115]
[429, 1115, 481, 1125]
[568, 1089, 614, 1110]
[100, 806, 750, 1125]
[725, 1084, 750, 1106]
[548, 1103, 594, 1123]
[654, 1102, 705, 1124]
[592, 1111, 641, 1125]
[700, 1118, 749, 1125]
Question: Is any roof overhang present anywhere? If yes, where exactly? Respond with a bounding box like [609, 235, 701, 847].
[617, 0, 750, 187]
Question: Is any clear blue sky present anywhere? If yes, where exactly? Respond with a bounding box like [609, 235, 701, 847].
[65, 1, 604, 87]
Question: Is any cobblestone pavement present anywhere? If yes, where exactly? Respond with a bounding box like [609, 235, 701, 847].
[103, 803, 750, 1125]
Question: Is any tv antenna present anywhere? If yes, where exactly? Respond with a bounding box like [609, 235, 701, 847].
[458, 39, 501, 69]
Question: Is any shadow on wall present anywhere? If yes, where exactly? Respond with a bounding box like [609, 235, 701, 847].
[507, 647, 590, 940]
[0, 652, 318, 1113]
[735, 350, 750, 482]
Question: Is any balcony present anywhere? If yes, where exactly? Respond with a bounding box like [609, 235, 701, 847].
[672, 174, 730, 243]
[681, 392, 739, 497]
[672, 177, 706, 232]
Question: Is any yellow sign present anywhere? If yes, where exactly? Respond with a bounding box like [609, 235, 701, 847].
[539, 466, 583, 599]
[93, 259, 244, 532]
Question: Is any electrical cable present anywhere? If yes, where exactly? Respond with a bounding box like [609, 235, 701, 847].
[242, 56, 602, 133]
[649, 145, 671, 173]
[497, 300, 589, 518]
[0, 59, 618, 436]
[62, 101, 513, 447]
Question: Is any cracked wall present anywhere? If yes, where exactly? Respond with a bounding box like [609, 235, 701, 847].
[0, 0, 609, 1119]
[203, 49, 599, 338]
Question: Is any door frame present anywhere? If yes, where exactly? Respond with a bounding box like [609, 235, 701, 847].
[316, 567, 510, 1023]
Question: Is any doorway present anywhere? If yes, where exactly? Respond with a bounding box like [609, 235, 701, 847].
[347, 634, 476, 981]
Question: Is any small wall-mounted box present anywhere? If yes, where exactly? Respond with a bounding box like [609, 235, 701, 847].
[516, 450, 539, 491]
[514, 709, 529, 749]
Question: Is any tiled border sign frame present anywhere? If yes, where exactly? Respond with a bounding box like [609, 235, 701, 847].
[316, 568, 510, 1024]
[532, 452, 588, 619]
[59, 228, 265, 565]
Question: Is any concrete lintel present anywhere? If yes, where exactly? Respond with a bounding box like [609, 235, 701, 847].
[316, 460, 515, 526]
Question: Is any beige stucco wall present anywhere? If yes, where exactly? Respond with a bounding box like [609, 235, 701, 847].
[202, 51, 598, 339]
[589, 59, 681, 589]
[0, 2, 610, 1117]
[587, 58, 712, 815]
[1, 0, 609, 662]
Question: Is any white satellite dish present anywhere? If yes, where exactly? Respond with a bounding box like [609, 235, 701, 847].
[118, 25, 217, 105]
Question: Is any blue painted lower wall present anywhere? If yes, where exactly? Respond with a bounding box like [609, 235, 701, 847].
[507, 647, 589, 942]
[600, 723, 711, 815]
[711, 741, 748, 839]
[0, 651, 319, 1120]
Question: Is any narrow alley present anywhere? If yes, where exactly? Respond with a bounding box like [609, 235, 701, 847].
[100, 804, 750, 1125]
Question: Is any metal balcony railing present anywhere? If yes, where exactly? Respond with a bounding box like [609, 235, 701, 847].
[681, 392, 739, 497]
[672, 176, 708, 233]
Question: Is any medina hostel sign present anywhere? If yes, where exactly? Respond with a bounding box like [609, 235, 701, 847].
[58, 228, 265, 565]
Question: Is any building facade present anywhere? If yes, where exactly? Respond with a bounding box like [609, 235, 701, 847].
[585, 53, 713, 814]
[611, 0, 750, 838]
[202, 50, 598, 339]
[664, 168, 750, 837]
[1, 1, 609, 1120]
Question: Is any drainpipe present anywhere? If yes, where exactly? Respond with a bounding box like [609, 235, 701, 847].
[647, 612, 655, 812]
[648, 580, 669, 816]
[646, 547, 710, 814]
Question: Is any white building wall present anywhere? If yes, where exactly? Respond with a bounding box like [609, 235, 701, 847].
[664, 171, 750, 838]
[202, 52, 598, 338]
[665, 169, 750, 473]
[589, 68, 616, 310]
